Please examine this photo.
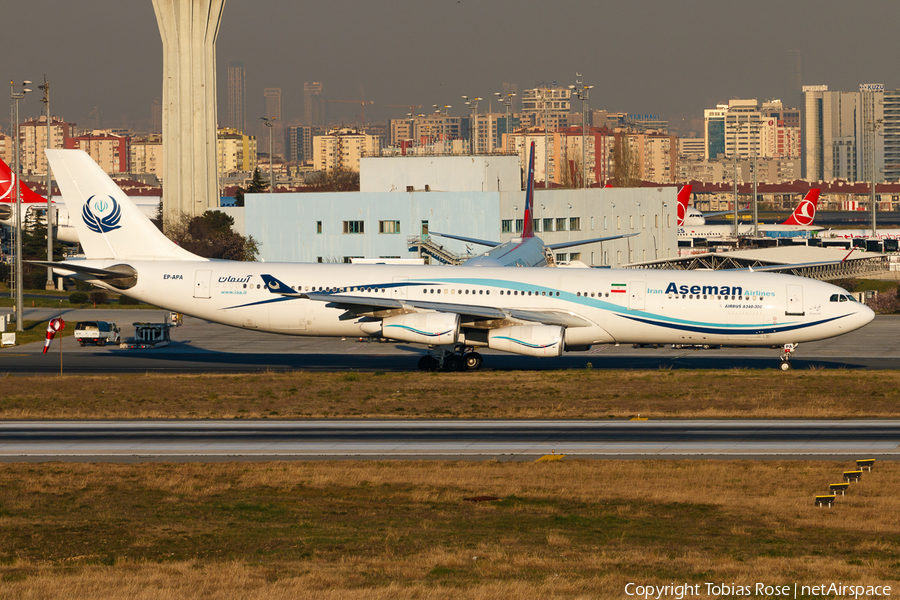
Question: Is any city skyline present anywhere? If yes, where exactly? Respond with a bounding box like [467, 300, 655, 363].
[5, 0, 899, 134]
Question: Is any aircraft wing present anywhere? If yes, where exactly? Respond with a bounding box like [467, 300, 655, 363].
[547, 232, 639, 251]
[262, 275, 589, 328]
[703, 209, 750, 218]
[429, 231, 500, 248]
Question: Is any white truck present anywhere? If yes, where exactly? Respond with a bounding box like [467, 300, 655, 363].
[74, 321, 121, 346]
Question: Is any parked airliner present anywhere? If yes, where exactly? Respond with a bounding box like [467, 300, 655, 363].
[431, 142, 636, 267]
[678, 189, 822, 239]
[0, 157, 158, 244]
[677, 184, 749, 226]
[41, 149, 873, 371]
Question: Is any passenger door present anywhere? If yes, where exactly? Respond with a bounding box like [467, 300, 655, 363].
[194, 270, 212, 299]
[786, 284, 804, 316]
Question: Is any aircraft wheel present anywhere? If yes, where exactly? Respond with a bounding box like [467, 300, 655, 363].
[465, 352, 483, 370]
[443, 355, 462, 372]
[418, 355, 439, 371]
[780, 361, 791, 371]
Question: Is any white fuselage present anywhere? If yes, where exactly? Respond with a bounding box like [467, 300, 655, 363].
[678, 223, 821, 239]
[69, 259, 873, 349]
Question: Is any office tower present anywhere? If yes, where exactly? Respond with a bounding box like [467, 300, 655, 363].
[304, 82, 325, 127]
[264, 88, 282, 121]
[227, 61, 246, 133]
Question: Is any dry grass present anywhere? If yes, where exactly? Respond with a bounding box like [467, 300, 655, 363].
[0, 460, 897, 598]
[0, 370, 899, 420]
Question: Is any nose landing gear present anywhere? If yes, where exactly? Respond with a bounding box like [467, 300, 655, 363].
[780, 343, 797, 371]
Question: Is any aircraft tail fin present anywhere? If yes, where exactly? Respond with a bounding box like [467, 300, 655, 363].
[522, 141, 535, 238]
[675, 184, 692, 226]
[45, 149, 202, 261]
[782, 188, 820, 226]
[0, 157, 50, 204]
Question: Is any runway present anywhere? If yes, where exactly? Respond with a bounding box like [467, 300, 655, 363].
[1, 420, 898, 462]
[2, 309, 900, 373]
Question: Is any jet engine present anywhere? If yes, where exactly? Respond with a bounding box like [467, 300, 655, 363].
[381, 312, 460, 345]
[488, 325, 564, 357]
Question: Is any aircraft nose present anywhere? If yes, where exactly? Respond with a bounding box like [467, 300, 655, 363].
[858, 303, 876, 327]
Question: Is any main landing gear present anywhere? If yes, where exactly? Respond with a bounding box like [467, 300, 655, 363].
[417, 345, 483, 372]
[779, 343, 797, 371]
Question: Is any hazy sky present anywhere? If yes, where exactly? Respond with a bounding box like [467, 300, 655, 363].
[6, 0, 899, 136]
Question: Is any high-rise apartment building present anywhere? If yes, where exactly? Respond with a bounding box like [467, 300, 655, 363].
[801, 84, 895, 183]
[65, 130, 130, 174]
[521, 86, 571, 130]
[304, 82, 325, 127]
[285, 124, 313, 163]
[227, 61, 246, 133]
[19, 116, 74, 175]
[313, 127, 380, 173]
[217, 127, 257, 174]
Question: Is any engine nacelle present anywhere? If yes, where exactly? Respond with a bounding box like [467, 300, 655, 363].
[488, 325, 564, 357]
[381, 312, 460, 345]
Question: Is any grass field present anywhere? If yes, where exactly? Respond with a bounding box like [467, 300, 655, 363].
[0, 370, 898, 420]
[0, 460, 896, 598]
[0, 370, 897, 597]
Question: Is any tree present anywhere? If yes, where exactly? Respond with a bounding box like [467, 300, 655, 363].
[165, 210, 260, 261]
[304, 169, 360, 192]
[234, 168, 268, 207]
[21, 208, 65, 289]
[611, 133, 641, 188]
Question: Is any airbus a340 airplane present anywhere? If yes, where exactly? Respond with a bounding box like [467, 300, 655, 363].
[0, 157, 158, 244]
[678, 188, 822, 239]
[41, 149, 873, 371]
[431, 142, 636, 267]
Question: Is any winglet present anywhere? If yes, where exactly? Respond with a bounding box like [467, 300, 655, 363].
[522, 141, 535, 239]
[782, 189, 820, 226]
[676, 184, 692, 226]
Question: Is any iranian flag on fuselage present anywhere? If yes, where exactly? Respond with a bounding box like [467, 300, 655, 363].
[611, 283, 627, 294]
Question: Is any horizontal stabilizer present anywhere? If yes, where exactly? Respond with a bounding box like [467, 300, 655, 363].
[429, 231, 500, 248]
[547, 232, 639, 251]
[30, 260, 138, 289]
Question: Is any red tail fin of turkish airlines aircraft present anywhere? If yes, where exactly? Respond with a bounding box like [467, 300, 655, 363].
[521, 141, 536, 239]
[781, 189, 820, 226]
[0, 157, 48, 204]
[675, 184, 692, 226]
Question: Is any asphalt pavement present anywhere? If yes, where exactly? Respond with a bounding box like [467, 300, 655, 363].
[1, 308, 899, 373]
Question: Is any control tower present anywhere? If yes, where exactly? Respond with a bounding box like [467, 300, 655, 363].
[151, 0, 226, 218]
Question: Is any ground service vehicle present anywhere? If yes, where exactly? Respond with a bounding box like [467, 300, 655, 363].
[74, 321, 120, 346]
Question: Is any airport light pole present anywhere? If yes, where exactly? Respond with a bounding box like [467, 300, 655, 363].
[11, 80, 32, 333]
[462, 96, 481, 155]
[260, 117, 274, 193]
[39, 76, 54, 289]
[748, 120, 763, 238]
[867, 118, 883, 237]
[494, 92, 515, 154]
[569, 76, 593, 188]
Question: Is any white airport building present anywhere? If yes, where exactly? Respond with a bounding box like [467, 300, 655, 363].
[243, 155, 678, 267]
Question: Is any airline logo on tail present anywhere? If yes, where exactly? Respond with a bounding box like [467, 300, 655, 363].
[0, 157, 49, 204]
[675, 184, 692, 226]
[82, 195, 122, 233]
[782, 189, 820, 226]
[522, 141, 536, 239]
